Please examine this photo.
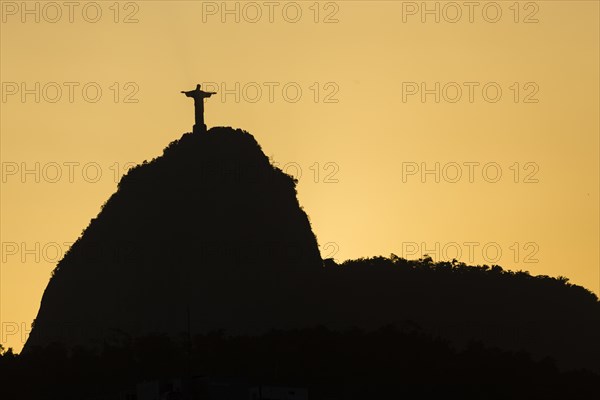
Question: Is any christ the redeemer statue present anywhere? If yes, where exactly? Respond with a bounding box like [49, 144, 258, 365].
[181, 84, 216, 133]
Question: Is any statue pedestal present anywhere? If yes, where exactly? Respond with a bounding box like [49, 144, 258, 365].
[193, 124, 207, 134]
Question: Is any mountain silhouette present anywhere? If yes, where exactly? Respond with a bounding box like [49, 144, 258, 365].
[23, 127, 600, 380]
[25, 127, 324, 351]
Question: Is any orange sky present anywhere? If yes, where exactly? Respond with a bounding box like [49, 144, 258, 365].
[1, 1, 599, 352]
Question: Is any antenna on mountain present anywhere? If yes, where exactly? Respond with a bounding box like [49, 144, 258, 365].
[181, 84, 217, 134]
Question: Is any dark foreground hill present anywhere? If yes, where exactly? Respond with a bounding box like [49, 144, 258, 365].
[15, 127, 600, 397]
[3, 325, 599, 400]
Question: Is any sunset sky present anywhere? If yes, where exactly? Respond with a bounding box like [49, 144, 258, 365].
[1, 1, 598, 352]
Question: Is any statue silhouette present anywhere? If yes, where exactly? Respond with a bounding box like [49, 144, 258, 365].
[181, 84, 216, 133]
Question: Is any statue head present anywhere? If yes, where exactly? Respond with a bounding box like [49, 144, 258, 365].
[196, 84, 201, 90]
